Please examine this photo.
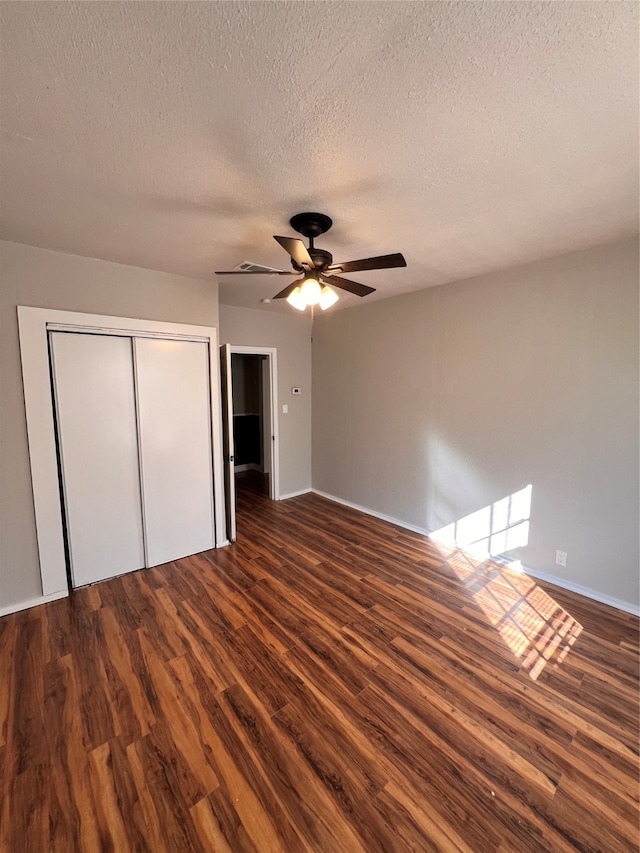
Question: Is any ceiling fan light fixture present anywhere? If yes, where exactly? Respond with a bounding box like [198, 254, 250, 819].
[286, 286, 307, 311]
[319, 285, 339, 310]
[300, 275, 322, 305]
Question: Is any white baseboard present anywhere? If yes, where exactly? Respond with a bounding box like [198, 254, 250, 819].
[522, 567, 639, 617]
[0, 588, 69, 618]
[311, 489, 640, 618]
[279, 488, 312, 501]
[312, 489, 432, 537]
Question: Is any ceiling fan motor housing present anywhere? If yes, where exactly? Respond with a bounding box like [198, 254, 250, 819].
[291, 247, 333, 272]
[288, 212, 334, 271]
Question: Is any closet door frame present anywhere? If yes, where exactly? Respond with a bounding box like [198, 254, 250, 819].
[18, 306, 227, 600]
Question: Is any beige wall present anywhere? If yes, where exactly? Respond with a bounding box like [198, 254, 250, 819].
[0, 240, 219, 609]
[312, 238, 639, 610]
[218, 304, 312, 498]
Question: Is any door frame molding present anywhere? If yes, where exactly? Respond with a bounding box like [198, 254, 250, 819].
[18, 306, 227, 599]
[228, 345, 280, 501]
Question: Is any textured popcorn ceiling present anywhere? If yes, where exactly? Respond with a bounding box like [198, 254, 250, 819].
[0, 2, 638, 311]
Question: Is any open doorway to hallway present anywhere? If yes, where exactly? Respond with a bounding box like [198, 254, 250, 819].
[231, 353, 270, 496]
[220, 344, 279, 543]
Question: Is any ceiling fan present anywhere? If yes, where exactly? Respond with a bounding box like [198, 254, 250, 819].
[215, 212, 406, 311]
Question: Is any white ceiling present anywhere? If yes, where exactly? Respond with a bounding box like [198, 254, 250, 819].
[1, 2, 638, 312]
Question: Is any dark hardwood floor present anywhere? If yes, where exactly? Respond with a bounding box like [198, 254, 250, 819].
[1, 483, 638, 852]
[235, 468, 270, 497]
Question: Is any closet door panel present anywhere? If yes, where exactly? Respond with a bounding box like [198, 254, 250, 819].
[50, 332, 145, 587]
[134, 338, 215, 566]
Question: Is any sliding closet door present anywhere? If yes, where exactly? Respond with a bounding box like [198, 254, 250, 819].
[134, 338, 215, 566]
[50, 332, 145, 587]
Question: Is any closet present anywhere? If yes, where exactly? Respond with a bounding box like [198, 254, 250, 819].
[50, 331, 215, 588]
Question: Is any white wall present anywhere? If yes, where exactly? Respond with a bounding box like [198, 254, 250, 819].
[218, 305, 312, 498]
[312, 238, 639, 611]
[0, 241, 219, 609]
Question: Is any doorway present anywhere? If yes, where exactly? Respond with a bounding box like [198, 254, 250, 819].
[220, 345, 279, 542]
[231, 353, 269, 494]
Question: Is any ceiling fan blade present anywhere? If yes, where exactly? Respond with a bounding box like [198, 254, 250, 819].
[214, 269, 298, 275]
[273, 281, 301, 300]
[321, 274, 376, 298]
[327, 252, 406, 274]
[273, 236, 314, 270]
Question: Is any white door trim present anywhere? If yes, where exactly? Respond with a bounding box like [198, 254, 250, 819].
[220, 344, 237, 542]
[17, 306, 227, 599]
[228, 346, 280, 501]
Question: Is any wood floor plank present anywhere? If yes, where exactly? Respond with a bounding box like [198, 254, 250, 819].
[125, 733, 175, 851]
[570, 730, 639, 805]
[385, 635, 565, 787]
[190, 788, 261, 853]
[4, 617, 48, 779]
[222, 681, 369, 853]
[1, 475, 638, 852]
[43, 653, 101, 851]
[87, 740, 135, 852]
[0, 616, 16, 749]
[0, 764, 49, 853]
[182, 553, 250, 630]
[137, 630, 220, 803]
[45, 597, 73, 662]
[340, 684, 504, 851]
[125, 730, 207, 853]
[379, 778, 476, 853]
[359, 672, 569, 852]
[67, 603, 118, 751]
[548, 777, 635, 853]
[273, 696, 402, 852]
[164, 597, 239, 694]
[171, 653, 305, 852]
[189, 792, 242, 853]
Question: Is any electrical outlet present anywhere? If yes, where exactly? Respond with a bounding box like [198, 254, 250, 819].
[555, 550, 567, 567]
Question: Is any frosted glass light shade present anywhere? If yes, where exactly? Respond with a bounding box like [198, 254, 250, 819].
[286, 286, 306, 311]
[300, 277, 322, 305]
[319, 285, 339, 310]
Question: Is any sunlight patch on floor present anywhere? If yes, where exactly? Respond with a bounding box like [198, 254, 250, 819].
[441, 548, 583, 679]
[430, 486, 582, 679]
